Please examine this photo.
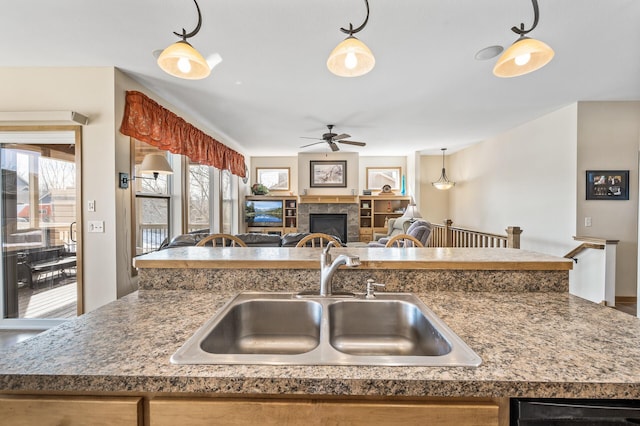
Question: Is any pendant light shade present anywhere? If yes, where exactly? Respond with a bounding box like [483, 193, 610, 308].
[327, 0, 375, 78]
[493, 0, 554, 78]
[493, 36, 554, 78]
[157, 41, 211, 80]
[327, 36, 375, 77]
[432, 148, 456, 191]
[157, 0, 211, 80]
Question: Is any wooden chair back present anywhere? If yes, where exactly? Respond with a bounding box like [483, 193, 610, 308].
[195, 233, 248, 247]
[384, 234, 424, 248]
[295, 233, 342, 248]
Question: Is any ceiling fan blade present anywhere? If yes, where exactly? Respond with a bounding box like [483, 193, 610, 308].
[300, 141, 326, 148]
[300, 136, 323, 140]
[332, 133, 350, 141]
[338, 140, 366, 146]
[329, 141, 340, 151]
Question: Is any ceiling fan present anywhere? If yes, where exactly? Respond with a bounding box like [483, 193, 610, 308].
[300, 125, 366, 152]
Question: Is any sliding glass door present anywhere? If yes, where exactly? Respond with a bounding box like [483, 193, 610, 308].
[0, 128, 82, 327]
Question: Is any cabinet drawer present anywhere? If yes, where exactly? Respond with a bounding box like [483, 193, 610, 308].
[0, 395, 142, 426]
[149, 398, 498, 426]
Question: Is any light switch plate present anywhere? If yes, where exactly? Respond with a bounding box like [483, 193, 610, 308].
[585, 217, 592, 227]
[88, 200, 95, 212]
[88, 220, 104, 233]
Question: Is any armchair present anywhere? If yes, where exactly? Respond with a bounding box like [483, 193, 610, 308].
[372, 218, 411, 241]
[368, 220, 432, 248]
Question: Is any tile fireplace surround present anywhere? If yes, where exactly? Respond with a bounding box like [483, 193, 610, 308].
[298, 203, 359, 242]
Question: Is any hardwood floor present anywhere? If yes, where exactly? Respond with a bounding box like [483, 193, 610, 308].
[613, 301, 637, 317]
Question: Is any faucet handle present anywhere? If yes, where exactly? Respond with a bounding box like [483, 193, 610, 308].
[365, 279, 385, 299]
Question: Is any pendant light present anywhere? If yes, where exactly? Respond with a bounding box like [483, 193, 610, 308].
[157, 0, 211, 80]
[493, 0, 554, 78]
[327, 0, 375, 78]
[432, 148, 456, 191]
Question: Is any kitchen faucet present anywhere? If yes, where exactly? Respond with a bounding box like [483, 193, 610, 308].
[319, 241, 360, 296]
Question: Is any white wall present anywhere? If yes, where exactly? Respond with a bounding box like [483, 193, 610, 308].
[446, 104, 578, 257]
[576, 101, 640, 297]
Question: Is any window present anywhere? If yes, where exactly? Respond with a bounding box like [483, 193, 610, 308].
[187, 160, 210, 233]
[221, 169, 237, 234]
[133, 140, 171, 255]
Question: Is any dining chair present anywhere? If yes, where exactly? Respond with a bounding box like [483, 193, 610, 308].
[195, 233, 248, 247]
[295, 233, 342, 248]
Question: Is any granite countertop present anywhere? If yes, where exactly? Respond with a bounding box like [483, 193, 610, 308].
[133, 247, 573, 271]
[1, 288, 639, 399]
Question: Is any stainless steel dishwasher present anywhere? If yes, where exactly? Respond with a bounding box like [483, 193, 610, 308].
[511, 398, 640, 425]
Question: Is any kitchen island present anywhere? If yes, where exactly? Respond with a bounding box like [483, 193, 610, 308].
[1, 247, 639, 425]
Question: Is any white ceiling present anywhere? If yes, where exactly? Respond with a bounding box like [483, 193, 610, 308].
[2, 0, 640, 156]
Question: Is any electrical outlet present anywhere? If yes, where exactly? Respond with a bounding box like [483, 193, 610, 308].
[585, 217, 592, 227]
[88, 220, 104, 233]
[88, 200, 95, 212]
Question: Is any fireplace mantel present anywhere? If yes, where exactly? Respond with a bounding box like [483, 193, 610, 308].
[299, 195, 358, 204]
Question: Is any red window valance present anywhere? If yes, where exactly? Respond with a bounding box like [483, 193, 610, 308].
[119, 90, 246, 178]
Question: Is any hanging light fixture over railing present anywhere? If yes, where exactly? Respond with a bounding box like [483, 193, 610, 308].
[432, 148, 456, 191]
[493, 0, 554, 78]
[327, 0, 375, 77]
[157, 0, 211, 80]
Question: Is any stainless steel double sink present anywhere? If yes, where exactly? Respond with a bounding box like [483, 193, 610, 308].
[171, 292, 481, 367]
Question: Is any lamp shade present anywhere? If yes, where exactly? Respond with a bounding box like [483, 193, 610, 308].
[139, 154, 173, 175]
[157, 40, 211, 80]
[432, 179, 455, 191]
[493, 36, 554, 78]
[327, 35, 375, 77]
[402, 204, 422, 221]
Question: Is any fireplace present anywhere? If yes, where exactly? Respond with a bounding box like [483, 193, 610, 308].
[310, 214, 348, 243]
[298, 202, 359, 242]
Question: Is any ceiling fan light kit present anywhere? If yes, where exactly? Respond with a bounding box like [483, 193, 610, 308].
[432, 148, 456, 191]
[493, 0, 554, 78]
[157, 0, 211, 80]
[327, 0, 375, 77]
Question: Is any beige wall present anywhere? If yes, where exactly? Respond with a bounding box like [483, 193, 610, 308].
[251, 155, 408, 197]
[576, 101, 640, 297]
[0, 67, 120, 312]
[445, 104, 578, 256]
[420, 154, 450, 225]
[0, 67, 248, 313]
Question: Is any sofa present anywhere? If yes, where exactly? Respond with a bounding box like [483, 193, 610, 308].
[160, 231, 342, 249]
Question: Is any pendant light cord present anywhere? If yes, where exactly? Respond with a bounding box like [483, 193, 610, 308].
[511, 0, 540, 36]
[339, 0, 370, 36]
[173, 0, 203, 42]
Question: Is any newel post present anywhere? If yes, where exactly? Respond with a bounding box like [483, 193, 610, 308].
[506, 226, 522, 249]
[444, 219, 453, 247]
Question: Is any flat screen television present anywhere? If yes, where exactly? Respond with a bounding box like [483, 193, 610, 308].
[245, 200, 283, 227]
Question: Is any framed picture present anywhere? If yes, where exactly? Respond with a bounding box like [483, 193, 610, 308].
[586, 170, 629, 200]
[310, 160, 347, 188]
[366, 167, 401, 190]
[256, 167, 290, 191]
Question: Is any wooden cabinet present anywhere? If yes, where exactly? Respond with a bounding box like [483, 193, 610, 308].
[359, 196, 411, 240]
[0, 395, 142, 426]
[149, 398, 499, 426]
[245, 196, 297, 235]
